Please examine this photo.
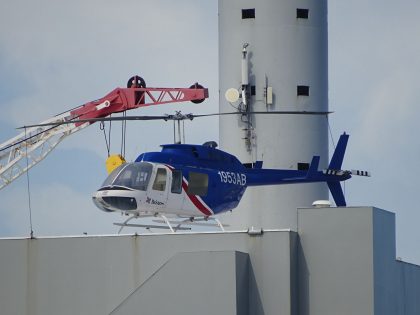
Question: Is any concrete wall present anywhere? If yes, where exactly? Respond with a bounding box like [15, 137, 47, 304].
[297, 206, 420, 315]
[0, 230, 296, 315]
[396, 261, 420, 314]
[111, 251, 247, 315]
[298, 207, 375, 314]
[372, 208, 398, 314]
[1, 207, 420, 314]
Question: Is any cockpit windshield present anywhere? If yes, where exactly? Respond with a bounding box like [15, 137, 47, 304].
[101, 162, 153, 191]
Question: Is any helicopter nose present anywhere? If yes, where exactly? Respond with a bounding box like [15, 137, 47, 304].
[101, 196, 137, 210]
[92, 195, 114, 212]
[92, 190, 138, 212]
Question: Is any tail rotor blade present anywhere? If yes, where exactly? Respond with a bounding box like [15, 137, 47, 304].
[350, 169, 371, 177]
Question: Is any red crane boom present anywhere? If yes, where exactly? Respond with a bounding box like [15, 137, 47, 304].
[0, 76, 209, 190]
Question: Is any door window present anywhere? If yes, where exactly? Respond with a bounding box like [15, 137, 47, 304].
[152, 168, 167, 191]
[171, 170, 182, 194]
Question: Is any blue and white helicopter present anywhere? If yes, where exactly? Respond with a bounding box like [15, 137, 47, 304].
[92, 131, 370, 232]
[20, 109, 369, 232]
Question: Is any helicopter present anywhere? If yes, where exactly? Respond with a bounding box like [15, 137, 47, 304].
[18, 109, 351, 232]
[12, 75, 346, 232]
[91, 132, 370, 232]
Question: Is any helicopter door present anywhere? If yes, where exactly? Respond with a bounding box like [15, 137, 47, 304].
[146, 167, 169, 211]
[166, 169, 185, 214]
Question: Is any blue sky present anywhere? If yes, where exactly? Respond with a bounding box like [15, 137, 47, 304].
[1, 1, 420, 264]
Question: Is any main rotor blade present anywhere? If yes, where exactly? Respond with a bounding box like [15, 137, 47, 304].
[193, 111, 333, 118]
[18, 110, 333, 129]
[17, 115, 171, 129]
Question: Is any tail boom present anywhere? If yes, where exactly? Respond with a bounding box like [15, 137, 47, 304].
[243, 133, 368, 207]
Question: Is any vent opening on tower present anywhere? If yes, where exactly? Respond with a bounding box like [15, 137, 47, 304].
[297, 85, 310, 96]
[251, 85, 256, 96]
[242, 9, 255, 19]
[297, 8, 309, 19]
[298, 163, 310, 171]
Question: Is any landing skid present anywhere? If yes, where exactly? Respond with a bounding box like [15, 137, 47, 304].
[114, 214, 227, 234]
[153, 217, 226, 232]
[114, 223, 191, 232]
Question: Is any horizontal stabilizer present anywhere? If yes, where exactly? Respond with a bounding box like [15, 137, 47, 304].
[323, 169, 349, 176]
[327, 181, 346, 207]
[323, 169, 371, 177]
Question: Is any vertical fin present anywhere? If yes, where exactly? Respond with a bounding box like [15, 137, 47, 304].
[329, 133, 349, 170]
[327, 181, 346, 207]
[306, 156, 320, 178]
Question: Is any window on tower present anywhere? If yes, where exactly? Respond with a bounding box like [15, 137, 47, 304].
[251, 85, 256, 96]
[297, 8, 309, 19]
[242, 8, 255, 19]
[297, 85, 310, 96]
[298, 163, 310, 171]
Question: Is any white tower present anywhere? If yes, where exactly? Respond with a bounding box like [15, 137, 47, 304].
[219, 0, 329, 230]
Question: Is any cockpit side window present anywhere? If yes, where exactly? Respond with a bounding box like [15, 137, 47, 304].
[171, 170, 182, 194]
[106, 162, 153, 191]
[115, 167, 133, 187]
[131, 166, 152, 191]
[101, 164, 127, 187]
[152, 168, 167, 191]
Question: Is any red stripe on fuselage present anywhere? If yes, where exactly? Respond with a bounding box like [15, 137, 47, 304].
[165, 164, 213, 216]
[181, 180, 212, 216]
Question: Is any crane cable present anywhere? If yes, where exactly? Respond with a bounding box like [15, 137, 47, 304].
[327, 115, 336, 150]
[24, 127, 34, 239]
[121, 111, 127, 157]
[100, 112, 127, 157]
[100, 117, 112, 157]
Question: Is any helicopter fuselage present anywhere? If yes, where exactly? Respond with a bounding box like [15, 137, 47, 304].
[92, 134, 358, 218]
[93, 144, 250, 217]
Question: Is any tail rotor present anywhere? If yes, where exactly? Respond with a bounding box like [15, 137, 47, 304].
[325, 133, 370, 206]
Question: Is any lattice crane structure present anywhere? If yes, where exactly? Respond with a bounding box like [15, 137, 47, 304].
[0, 76, 208, 190]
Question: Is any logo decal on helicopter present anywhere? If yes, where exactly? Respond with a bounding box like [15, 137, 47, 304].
[146, 197, 165, 206]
